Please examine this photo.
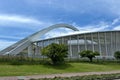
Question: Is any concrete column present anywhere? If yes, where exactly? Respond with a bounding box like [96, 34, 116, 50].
[98, 32, 102, 57]
[35, 42, 40, 57]
[55, 38, 58, 44]
[91, 33, 94, 52]
[77, 35, 80, 52]
[62, 37, 64, 44]
[42, 41, 45, 59]
[115, 32, 117, 51]
[28, 44, 33, 57]
[77, 35, 80, 58]
[104, 32, 108, 56]
[69, 36, 72, 58]
[39, 42, 42, 57]
[84, 34, 87, 50]
[110, 32, 113, 56]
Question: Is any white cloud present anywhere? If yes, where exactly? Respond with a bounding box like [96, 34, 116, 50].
[112, 17, 120, 25]
[111, 17, 120, 30]
[43, 21, 110, 39]
[0, 14, 54, 50]
[113, 26, 120, 30]
[72, 21, 109, 32]
[0, 40, 16, 51]
[0, 15, 41, 24]
[0, 14, 42, 25]
[0, 35, 24, 40]
[0, 14, 52, 30]
[44, 29, 73, 39]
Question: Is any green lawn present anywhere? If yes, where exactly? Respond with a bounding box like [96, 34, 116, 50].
[0, 62, 120, 76]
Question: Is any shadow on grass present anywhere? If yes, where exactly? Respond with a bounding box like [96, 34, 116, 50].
[4, 59, 73, 70]
[68, 59, 120, 66]
[42, 63, 73, 70]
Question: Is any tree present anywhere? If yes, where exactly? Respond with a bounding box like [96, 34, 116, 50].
[79, 50, 99, 62]
[114, 51, 120, 60]
[41, 43, 68, 65]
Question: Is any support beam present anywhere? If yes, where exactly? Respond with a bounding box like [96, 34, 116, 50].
[28, 44, 33, 57]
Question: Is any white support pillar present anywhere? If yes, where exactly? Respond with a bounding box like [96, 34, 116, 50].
[28, 44, 33, 57]
[77, 35, 80, 58]
[62, 37, 64, 44]
[42, 41, 45, 59]
[55, 38, 57, 44]
[110, 32, 113, 56]
[84, 34, 87, 50]
[77, 35, 80, 53]
[91, 33, 94, 52]
[35, 42, 40, 57]
[69, 36, 72, 58]
[39, 42, 42, 57]
[115, 32, 117, 51]
[104, 32, 108, 57]
[98, 32, 102, 57]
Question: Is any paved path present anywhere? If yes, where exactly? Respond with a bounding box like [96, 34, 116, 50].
[0, 71, 120, 80]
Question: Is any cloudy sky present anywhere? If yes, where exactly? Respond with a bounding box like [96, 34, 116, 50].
[0, 0, 120, 50]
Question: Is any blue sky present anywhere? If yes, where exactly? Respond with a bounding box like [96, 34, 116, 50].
[0, 0, 120, 50]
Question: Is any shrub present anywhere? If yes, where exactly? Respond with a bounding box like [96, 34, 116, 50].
[41, 43, 68, 65]
[79, 50, 99, 62]
[114, 51, 120, 60]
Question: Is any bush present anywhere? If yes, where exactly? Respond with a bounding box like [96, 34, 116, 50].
[0, 56, 50, 65]
[41, 43, 68, 65]
[114, 51, 120, 60]
[79, 50, 99, 62]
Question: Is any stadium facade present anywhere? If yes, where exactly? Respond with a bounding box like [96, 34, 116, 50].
[0, 24, 120, 59]
[35, 30, 120, 59]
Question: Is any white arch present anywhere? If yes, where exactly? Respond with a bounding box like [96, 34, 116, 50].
[28, 23, 79, 41]
[0, 23, 79, 55]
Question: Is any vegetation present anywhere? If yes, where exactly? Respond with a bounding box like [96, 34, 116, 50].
[30, 73, 120, 80]
[0, 50, 120, 76]
[0, 56, 40, 65]
[114, 51, 120, 60]
[79, 50, 100, 62]
[0, 61, 119, 76]
[41, 43, 68, 65]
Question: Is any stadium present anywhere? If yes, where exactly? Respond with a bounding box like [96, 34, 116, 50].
[0, 24, 120, 59]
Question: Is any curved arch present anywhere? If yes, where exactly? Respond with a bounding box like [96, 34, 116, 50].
[29, 23, 79, 41]
[0, 23, 79, 55]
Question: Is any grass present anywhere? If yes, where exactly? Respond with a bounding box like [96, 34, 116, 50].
[0, 62, 120, 76]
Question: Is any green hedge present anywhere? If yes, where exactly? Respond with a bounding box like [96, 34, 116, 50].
[0, 56, 50, 65]
[30, 73, 120, 80]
